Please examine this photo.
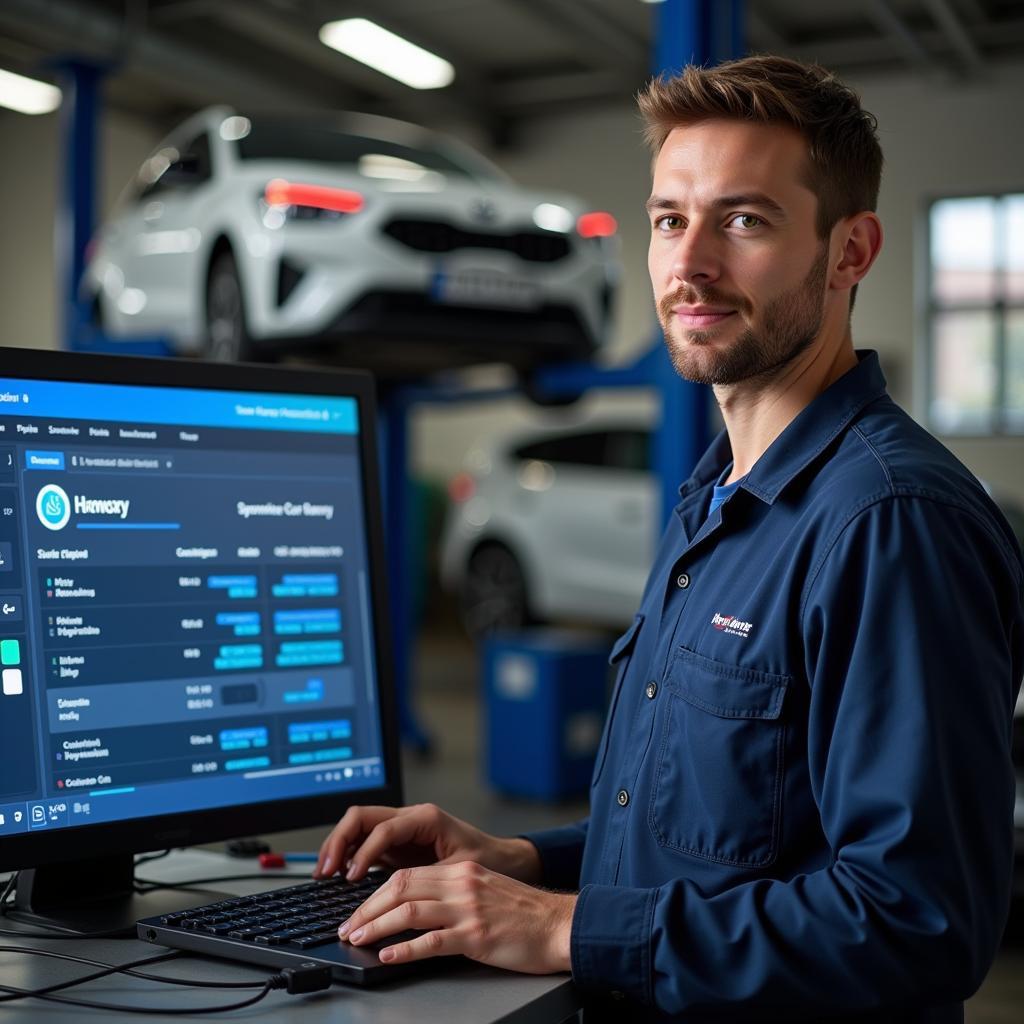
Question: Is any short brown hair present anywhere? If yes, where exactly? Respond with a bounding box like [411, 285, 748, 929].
[638, 55, 883, 239]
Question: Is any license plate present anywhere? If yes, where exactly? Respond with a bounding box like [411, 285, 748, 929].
[432, 269, 540, 310]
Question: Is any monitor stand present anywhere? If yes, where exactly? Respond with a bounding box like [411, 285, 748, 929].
[13, 852, 228, 934]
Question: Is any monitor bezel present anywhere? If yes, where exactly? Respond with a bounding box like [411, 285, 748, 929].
[0, 346, 403, 872]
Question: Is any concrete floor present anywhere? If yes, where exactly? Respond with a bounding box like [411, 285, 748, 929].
[275, 622, 1023, 1020]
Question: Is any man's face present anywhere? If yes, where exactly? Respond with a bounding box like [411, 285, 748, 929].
[647, 120, 830, 386]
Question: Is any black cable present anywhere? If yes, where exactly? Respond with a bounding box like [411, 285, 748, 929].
[0, 962, 331, 1014]
[0, 875, 15, 912]
[0, 950, 182, 1004]
[134, 871, 309, 893]
[0, 914, 136, 941]
[134, 849, 173, 867]
[0, 978, 277, 1015]
[0, 946, 263, 992]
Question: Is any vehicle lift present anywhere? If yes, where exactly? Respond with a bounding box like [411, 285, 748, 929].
[57, 0, 743, 756]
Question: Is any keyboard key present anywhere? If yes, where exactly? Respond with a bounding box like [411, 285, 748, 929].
[193, 922, 229, 934]
[294, 931, 343, 949]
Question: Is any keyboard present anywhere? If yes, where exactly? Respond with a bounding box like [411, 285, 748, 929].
[138, 872, 431, 985]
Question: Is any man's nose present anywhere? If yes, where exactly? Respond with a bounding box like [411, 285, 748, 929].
[671, 224, 721, 285]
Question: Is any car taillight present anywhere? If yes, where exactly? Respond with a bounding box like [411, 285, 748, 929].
[264, 178, 365, 216]
[448, 472, 476, 504]
[576, 211, 617, 238]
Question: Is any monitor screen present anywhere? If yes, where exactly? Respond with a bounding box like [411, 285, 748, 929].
[0, 350, 399, 873]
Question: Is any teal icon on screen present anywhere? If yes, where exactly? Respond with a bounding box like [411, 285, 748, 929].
[0, 640, 19, 665]
[35, 484, 70, 531]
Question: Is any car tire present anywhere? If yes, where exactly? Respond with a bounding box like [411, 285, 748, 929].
[205, 251, 254, 362]
[460, 542, 535, 639]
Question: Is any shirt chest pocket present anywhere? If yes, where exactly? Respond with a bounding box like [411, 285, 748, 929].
[648, 647, 790, 868]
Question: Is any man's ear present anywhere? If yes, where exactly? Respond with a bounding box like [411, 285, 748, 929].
[830, 212, 883, 292]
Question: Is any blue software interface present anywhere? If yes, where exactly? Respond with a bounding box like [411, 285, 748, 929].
[0, 376, 385, 836]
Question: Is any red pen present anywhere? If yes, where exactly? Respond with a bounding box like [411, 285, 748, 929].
[258, 851, 319, 868]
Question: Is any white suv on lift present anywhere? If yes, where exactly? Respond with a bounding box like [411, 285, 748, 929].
[83, 107, 619, 374]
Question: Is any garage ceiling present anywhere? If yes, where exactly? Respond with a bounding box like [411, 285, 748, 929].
[1, 0, 1023, 146]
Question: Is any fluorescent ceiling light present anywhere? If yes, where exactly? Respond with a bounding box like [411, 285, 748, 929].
[319, 18, 455, 90]
[0, 68, 61, 115]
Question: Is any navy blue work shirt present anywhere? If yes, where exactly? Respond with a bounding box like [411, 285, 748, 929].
[524, 352, 1024, 1022]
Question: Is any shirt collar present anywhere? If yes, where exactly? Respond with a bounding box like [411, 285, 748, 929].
[677, 350, 889, 508]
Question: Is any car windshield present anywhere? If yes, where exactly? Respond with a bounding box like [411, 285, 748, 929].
[233, 117, 494, 185]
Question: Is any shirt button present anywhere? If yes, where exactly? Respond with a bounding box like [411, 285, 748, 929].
[645, 681, 658, 700]
[616, 789, 629, 807]
[676, 572, 690, 589]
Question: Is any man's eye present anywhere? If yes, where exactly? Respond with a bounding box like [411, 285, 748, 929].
[730, 213, 763, 230]
[656, 215, 683, 231]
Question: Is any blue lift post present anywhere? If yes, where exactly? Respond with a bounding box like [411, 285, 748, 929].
[55, 59, 101, 354]
[56, 58, 173, 356]
[382, 0, 745, 753]
[379, 389, 434, 756]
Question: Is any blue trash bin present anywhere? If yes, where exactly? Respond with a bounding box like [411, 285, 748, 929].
[483, 628, 611, 801]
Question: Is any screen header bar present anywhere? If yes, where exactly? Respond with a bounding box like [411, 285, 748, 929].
[0, 378, 358, 435]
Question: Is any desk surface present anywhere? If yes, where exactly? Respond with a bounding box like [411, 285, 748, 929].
[0, 850, 579, 1023]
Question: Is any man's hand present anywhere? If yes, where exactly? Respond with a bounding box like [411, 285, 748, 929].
[337, 861, 576, 974]
[313, 802, 542, 884]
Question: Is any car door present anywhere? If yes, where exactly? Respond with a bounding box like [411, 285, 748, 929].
[516, 429, 655, 624]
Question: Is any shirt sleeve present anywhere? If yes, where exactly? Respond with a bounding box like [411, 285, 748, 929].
[520, 818, 589, 890]
[571, 495, 1024, 1017]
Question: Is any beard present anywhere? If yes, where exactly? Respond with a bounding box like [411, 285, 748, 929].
[657, 243, 830, 387]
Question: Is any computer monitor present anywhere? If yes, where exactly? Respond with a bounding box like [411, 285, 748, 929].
[0, 347, 401, 930]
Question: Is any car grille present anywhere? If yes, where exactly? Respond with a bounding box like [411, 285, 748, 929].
[382, 218, 571, 262]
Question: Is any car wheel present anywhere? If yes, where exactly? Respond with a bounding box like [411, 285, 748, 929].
[460, 543, 534, 639]
[205, 251, 253, 362]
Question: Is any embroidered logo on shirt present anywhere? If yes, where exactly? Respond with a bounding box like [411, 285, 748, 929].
[711, 612, 754, 638]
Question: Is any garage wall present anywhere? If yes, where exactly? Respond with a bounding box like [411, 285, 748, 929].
[0, 106, 160, 352]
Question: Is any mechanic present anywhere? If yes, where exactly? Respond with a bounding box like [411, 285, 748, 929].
[313, 55, 1024, 1021]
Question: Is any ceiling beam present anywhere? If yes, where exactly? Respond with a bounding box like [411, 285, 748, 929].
[508, 0, 647, 75]
[865, 0, 936, 69]
[493, 69, 632, 110]
[923, 0, 985, 70]
[0, 0, 319, 109]
[954, 0, 992, 26]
